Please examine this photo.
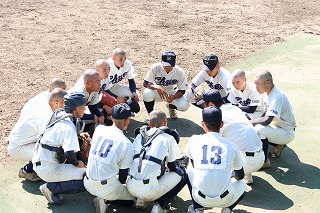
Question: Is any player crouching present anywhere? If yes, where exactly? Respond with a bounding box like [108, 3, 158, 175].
[32, 93, 88, 204]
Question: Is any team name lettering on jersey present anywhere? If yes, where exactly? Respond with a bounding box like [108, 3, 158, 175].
[235, 97, 251, 106]
[99, 83, 107, 93]
[155, 77, 178, 86]
[205, 81, 223, 90]
[110, 72, 127, 84]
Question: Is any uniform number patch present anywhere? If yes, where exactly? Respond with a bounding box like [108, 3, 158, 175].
[201, 145, 222, 165]
[91, 138, 114, 158]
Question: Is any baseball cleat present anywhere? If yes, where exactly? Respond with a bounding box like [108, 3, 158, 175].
[260, 158, 271, 169]
[269, 144, 286, 158]
[135, 198, 147, 209]
[39, 184, 55, 204]
[19, 169, 42, 182]
[187, 205, 204, 213]
[168, 108, 178, 119]
[244, 174, 253, 184]
[93, 196, 107, 213]
[221, 207, 232, 213]
[151, 202, 170, 213]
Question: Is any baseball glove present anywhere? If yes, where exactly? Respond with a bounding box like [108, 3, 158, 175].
[101, 91, 117, 107]
[79, 137, 91, 164]
[194, 88, 204, 103]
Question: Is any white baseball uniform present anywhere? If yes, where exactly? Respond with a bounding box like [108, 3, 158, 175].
[106, 58, 139, 98]
[20, 91, 50, 120]
[84, 125, 135, 201]
[32, 113, 86, 182]
[255, 86, 296, 145]
[8, 103, 53, 161]
[187, 67, 231, 103]
[185, 132, 246, 208]
[127, 128, 182, 201]
[143, 62, 189, 111]
[228, 82, 264, 119]
[220, 104, 264, 175]
[69, 77, 102, 106]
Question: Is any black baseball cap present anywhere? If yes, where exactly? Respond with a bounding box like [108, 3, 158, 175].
[202, 106, 222, 125]
[197, 89, 222, 105]
[202, 54, 219, 71]
[111, 103, 134, 119]
[161, 51, 176, 67]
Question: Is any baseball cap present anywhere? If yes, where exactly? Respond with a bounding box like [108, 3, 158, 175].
[202, 106, 222, 125]
[64, 92, 87, 113]
[161, 51, 176, 67]
[197, 89, 222, 105]
[202, 54, 219, 71]
[112, 103, 134, 119]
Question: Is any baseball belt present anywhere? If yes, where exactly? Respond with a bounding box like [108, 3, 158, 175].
[85, 175, 108, 185]
[130, 176, 150, 184]
[198, 190, 229, 199]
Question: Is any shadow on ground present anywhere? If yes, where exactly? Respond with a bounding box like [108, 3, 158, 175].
[265, 147, 320, 189]
[241, 176, 293, 211]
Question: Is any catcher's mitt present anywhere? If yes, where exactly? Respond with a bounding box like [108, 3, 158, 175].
[79, 137, 91, 164]
[101, 91, 117, 107]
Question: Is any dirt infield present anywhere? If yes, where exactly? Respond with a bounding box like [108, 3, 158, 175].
[1, 0, 320, 212]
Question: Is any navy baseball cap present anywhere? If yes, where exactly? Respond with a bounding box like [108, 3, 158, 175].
[202, 54, 219, 71]
[202, 106, 222, 125]
[112, 103, 134, 119]
[64, 92, 87, 113]
[197, 89, 222, 105]
[161, 51, 176, 67]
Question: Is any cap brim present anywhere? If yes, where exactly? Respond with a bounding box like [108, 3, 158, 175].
[162, 61, 175, 67]
[201, 64, 216, 71]
[196, 100, 205, 105]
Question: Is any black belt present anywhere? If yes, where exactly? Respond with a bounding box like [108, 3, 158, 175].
[35, 161, 41, 166]
[130, 176, 150, 184]
[245, 152, 255, 157]
[198, 190, 229, 199]
[85, 175, 108, 185]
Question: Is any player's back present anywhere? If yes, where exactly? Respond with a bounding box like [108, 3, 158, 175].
[86, 125, 134, 180]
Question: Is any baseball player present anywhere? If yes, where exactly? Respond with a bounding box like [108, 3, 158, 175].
[20, 78, 66, 117]
[127, 110, 187, 213]
[7, 88, 67, 182]
[84, 103, 135, 213]
[68, 69, 106, 125]
[106, 48, 140, 114]
[32, 92, 88, 204]
[228, 69, 264, 120]
[185, 106, 246, 213]
[187, 54, 231, 107]
[143, 51, 189, 119]
[251, 69, 296, 168]
[94, 59, 114, 125]
[198, 89, 264, 184]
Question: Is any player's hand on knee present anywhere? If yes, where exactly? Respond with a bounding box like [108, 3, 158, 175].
[166, 95, 175, 103]
[157, 87, 168, 99]
[77, 160, 86, 168]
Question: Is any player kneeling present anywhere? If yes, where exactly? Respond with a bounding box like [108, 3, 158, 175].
[127, 110, 187, 213]
[32, 93, 88, 204]
[185, 107, 246, 213]
[84, 103, 136, 213]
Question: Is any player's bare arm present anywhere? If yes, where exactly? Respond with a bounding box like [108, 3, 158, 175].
[251, 115, 274, 126]
[131, 92, 139, 101]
